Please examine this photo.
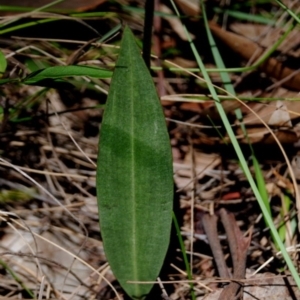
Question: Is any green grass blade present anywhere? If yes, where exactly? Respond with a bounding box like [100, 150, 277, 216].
[204, 0, 273, 238]
[0, 259, 34, 298]
[23, 65, 112, 85]
[0, 50, 7, 77]
[96, 26, 173, 299]
[278, 194, 292, 243]
[252, 155, 275, 243]
[213, 7, 276, 24]
[0, 0, 64, 28]
[0, 78, 15, 85]
[275, 0, 300, 23]
[169, 0, 300, 289]
[0, 18, 57, 34]
[235, 108, 275, 246]
[252, 156, 270, 216]
[172, 212, 196, 299]
[97, 23, 122, 43]
[197, 0, 300, 289]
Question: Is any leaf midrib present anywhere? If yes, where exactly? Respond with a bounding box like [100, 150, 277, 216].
[128, 37, 138, 286]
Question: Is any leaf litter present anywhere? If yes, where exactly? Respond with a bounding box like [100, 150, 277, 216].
[1, 0, 300, 299]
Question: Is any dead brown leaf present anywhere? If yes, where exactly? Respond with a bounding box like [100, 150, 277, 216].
[174, 0, 200, 16]
[209, 22, 300, 91]
[201, 272, 300, 300]
[160, 4, 195, 41]
[230, 23, 300, 57]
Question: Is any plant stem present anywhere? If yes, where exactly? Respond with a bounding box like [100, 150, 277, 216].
[142, 0, 154, 69]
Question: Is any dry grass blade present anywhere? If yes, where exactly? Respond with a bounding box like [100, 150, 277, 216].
[1, 1, 300, 298]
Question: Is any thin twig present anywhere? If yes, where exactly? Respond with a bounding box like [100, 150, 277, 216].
[202, 213, 231, 279]
[219, 208, 251, 300]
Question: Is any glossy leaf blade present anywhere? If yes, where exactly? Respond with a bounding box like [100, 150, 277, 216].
[96, 26, 173, 299]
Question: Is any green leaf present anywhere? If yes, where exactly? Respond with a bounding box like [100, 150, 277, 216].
[25, 58, 51, 72]
[0, 78, 16, 85]
[0, 50, 7, 77]
[96, 26, 173, 299]
[252, 156, 271, 216]
[23, 65, 112, 85]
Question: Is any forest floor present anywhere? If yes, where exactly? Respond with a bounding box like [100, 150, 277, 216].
[1, 0, 300, 299]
